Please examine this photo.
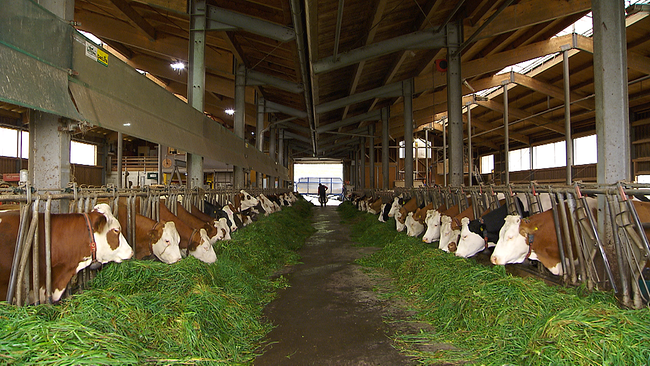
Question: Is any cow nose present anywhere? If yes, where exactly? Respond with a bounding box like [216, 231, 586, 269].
[490, 255, 498, 265]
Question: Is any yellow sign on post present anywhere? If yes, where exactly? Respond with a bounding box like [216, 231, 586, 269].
[96, 49, 108, 67]
[85, 41, 108, 67]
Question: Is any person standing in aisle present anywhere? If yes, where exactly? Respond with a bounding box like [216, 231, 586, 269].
[318, 183, 328, 207]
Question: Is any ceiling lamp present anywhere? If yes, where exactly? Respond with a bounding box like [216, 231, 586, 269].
[170, 61, 185, 71]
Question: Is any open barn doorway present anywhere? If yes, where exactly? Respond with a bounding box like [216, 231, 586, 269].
[294, 162, 344, 206]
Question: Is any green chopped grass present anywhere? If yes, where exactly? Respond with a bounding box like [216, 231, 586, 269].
[0, 198, 314, 365]
[343, 202, 650, 365]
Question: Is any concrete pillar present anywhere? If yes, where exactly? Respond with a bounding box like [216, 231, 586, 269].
[447, 19, 464, 187]
[186, 0, 206, 189]
[30, 113, 70, 211]
[37, 0, 74, 20]
[593, 0, 630, 184]
[234, 64, 246, 188]
[31, 1, 73, 212]
[381, 107, 390, 189]
[256, 96, 265, 187]
[403, 79, 414, 188]
[369, 124, 375, 189]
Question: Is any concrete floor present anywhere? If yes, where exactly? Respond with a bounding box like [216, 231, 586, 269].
[254, 206, 417, 366]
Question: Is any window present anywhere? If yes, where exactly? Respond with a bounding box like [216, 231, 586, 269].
[573, 134, 597, 165]
[70, 141, 97, 166]
[533, 141, 566, 169]
[0, 127, 28, 158]
[509, 148, 531, 172]
[480, 154, 494, 174]
[399, 139, 432, 159]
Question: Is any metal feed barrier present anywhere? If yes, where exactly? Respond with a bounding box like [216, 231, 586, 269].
[1, 184, 289, 306]
[354, 182, 650, 309]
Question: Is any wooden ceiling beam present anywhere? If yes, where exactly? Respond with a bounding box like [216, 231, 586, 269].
[414, 34, 584, 93]
[512, 73, 596, 111]
[110, 0, 157, 40]
[475, 99, 565, 134]
[130, 0, 187, 14]
[464, 0, 591, 41]
[74, 10, 232, 74]
[342, 0, 389, 120]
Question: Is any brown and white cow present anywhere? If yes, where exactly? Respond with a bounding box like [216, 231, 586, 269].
[422, 210, 442, 243]
[395, 197, 418, 232]
[159, 203, 216, 263]
[455, 216, 491, 258]
[406, 202, 434, 237]
[490, 210, 566, 275]
[190, 203, 231, 241]
[0, 203, 133, 303]
[490, 197, 598, 276]
[116, 203, 181, 264]
[438, 215, 460, 253]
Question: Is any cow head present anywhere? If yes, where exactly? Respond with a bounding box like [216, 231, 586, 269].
[215, 217, 231, 241]
[91, 203, 133, 263]
[490, 215, 531, 265]
[388, 197, 401, 217]
[239, 190, 259, 211]
[188, 228, 217, 263]
[455, 217, 486, 258]
[405, 212, 425, 237]
[394, 209, 406, 232]
[149, 221, 182, 264]
[438, 215, 459, 253]
[223, 205, 239, 232]
[422, 210, 441, 243]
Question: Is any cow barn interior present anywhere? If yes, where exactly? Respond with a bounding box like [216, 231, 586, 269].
[1, 0, 650, 364]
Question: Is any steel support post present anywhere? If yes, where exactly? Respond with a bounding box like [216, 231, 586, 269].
[446, 19, 464, 186]
[369, 124, 375, 189]
[157, 144, 164, 185]
[269, 126, 277, 187]
[381, 107, 390, 189]
[187, 0, 206, 189]
[503, 84, 510, 185]
[360, 138, 366, 189]
[117, 132, 123, 189]
[443, 120, 447, 186]
[403, 79, 414, 188]
[256, 96, 265, 187]
[563, 49, 573, 185]
[425, 129, 429, 186]
[234, 64, 246, 188]
[467, 104, 473, 186]
[278, 129, 285, 188]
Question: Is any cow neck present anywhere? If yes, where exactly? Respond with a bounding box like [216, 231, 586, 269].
[525, 233, 534, 260]
[188, 228, 201, 251]
[148, 221, 161, 256]
[82, 212, 99, 267]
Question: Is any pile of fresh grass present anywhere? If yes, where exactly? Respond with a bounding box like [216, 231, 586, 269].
[337, 201, 399, 247]
[344, 203, 650, 365]
[0, 198, 314, 365]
